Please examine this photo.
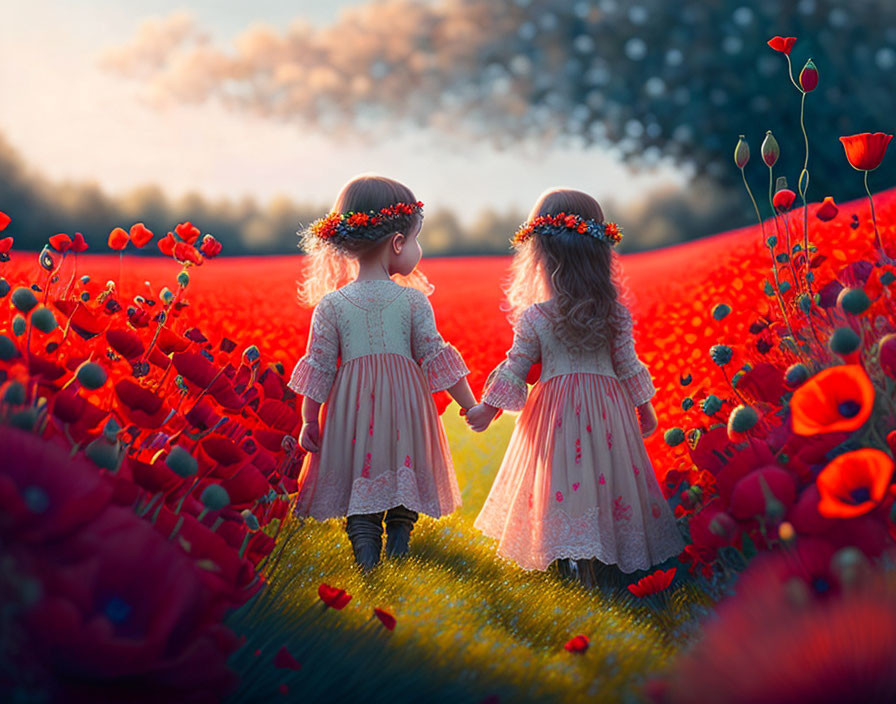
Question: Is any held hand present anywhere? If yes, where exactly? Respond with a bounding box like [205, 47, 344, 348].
[465, 403, 499, 433]
[299, 421, 321, 453]
[637, 402, 658, 438]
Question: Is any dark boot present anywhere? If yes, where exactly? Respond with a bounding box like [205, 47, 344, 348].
[346, 512, 384, 571]
[575, 558, 599, 589]
[384, 505, 418, 558]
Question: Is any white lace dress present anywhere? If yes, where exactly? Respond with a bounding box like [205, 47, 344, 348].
[474, 300, 685, 572]
[287, 280, 467, 520]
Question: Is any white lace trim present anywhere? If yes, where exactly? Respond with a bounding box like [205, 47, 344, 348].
[474, 504, 685, 573]
[287, 358, 336, 403]
[617, 366, 656, 406]
[421, 344, 470, 392]
[296, 465, 461, 521]
[482, 365, 528, 411]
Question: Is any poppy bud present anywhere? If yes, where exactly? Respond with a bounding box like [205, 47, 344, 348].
[242, 509, 260, 531]
[201, 484, 230, 510]
[11, 287, 38, 313]
[85, 437, 121, 472]
[177, 271, 190, 288]
[76, 361, 108, 389]
[3, 380, 26, 405]
[681, 397, 694, 411]
[829, 327, 861, 355]
[0, 335, 17, 361]
[761, 131, 780, 166]
[839, 288, 871, 315]
[734, 135, 750, 168]
[709, 345, 733, 366]
[0, 278, 8, 298]
[664, 427, 686, 446]
[799, 59, 818, 92]
[160, 287, 175, 305]
[766, 236, 777, 248]
[727, 404, 758, 441]
[31, 306, 57, 333]
[166, 446, 198, 477]
[12, 315, 26, 336]
[702, 394, 723, 416]
[712, 303, 731, 320]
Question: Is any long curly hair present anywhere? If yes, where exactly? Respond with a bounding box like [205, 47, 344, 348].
[297, 174, 432, 306]
[504, 187, 633, 352]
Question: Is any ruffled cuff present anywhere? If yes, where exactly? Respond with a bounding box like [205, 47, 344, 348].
[618, 365, 656, 407]
[482, 365, 528, 411]
[421, 344, 469, 392]
[287, 358, 336, 404]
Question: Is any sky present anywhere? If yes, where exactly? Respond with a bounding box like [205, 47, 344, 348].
[1, 0, 685, 222]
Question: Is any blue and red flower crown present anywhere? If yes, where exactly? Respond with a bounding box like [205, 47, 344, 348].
[512, 212, 623, 247]
[310, 200, 424, 243]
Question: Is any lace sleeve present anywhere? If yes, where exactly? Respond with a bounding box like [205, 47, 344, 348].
[482, 308, 541, 411]
[610, 303, 656, 406]
[287, 297, 339, 403]
[409, 290, 469, 392]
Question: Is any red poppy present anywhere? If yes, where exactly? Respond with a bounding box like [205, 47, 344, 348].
[374, 607, 396, 631]
[840, 132, 893, 171]
[176, 221, 202, 244]
[115, 379, 171, 428]
[0, 236, 12, 254]
[318, 583, 352, 610]
[0, 210, 9, 231]
[772, 189, 796, 211]
[627, 567, 676, 597]
[158, 232, 177, 256]
[815, 196, 839, 222]
[129, 222, 154, 248]
[108, 226, 130, 250]
[767, 36, 796, 54]
[564, 634, 590, 653]
[816, 449, 894, 518]
[70, 231, 89, 252]
[106, 328, 145, 360]
[736, 362, 786, 405]
[729, 465, 796, 520]
[273, 645, 302, 670]
[174, 241, 204, 265]
[690, 502, 739, 548]
[48, 233, 71, 252]
[790, 365, 875, 436]
[200, 234, 223, 258]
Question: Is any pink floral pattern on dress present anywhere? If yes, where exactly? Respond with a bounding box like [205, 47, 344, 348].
[652, 503, 661, 518]
[362, 452, 371, 478]
[633, 464, 640, 476]
[586, 424, 592, 432]
[599, 473, 606, 485]
[606, 429, 613, 449]
[575, 438, 581, 464]
[572, 482, 580, 491]
[404, 455, 413, 468]
[556, 491, 564, 502]
[613, 496, 633, 522]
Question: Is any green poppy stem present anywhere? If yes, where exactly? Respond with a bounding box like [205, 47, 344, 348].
[864, 169, 887, 260]
[741, 167, 799, 359]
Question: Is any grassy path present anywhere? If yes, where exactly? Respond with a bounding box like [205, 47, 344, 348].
[226, 410, 711, 703]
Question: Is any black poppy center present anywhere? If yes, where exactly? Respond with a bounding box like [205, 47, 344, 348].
[848, 487, 872, 504]
[837, 400, 861, 418]
[811, 576, 830, 595]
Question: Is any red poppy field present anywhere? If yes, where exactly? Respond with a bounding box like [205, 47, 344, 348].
[3, 180, 896, 701]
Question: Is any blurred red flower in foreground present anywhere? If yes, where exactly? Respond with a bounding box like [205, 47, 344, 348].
[839, 133, 893, 172]
[767, 36, 796, 54]
[789, 365, 874, 436]
[564, 635, 590, 653]
[628, 568, 676, 597]
[0, 210, 10, 230]
[374, 607, 396, 631]
[318, 584, 352, 610]
[816, 449, 895, 519]
[273, 645, 302, 670]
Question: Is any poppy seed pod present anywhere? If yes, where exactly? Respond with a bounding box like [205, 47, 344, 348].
[200, 484, 230, 511]
[728, 404, 758, 437]
[664, 427, 686, 446]
[710, 344, 733, 366]
[734, 135, 750, 168]
[761, 131, 780, 167]
[702, 394, 723, 416]
[712, 303, 731, 320]
[76, 361, 108, 389]
[12, 315, 26, 336]
[0, 278, 9, 297]
[11, 287, 38, 313]
[31, 306, 57, 333]
[829, 327, 861, 355]
[839, 288, 871, 315]
[0, 335, 17, 361]
[784, 363, 810, 388]
[166, 445, 198, 477]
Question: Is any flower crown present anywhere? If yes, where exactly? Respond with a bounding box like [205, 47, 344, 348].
[310, 200, 424, 243]
[511, 212, 623, 247]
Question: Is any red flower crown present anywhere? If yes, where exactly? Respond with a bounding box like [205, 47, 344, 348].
[511, 212, 623, 247]
[310, 201, 424, 243]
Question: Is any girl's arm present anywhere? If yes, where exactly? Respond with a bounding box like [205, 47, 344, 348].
[287, 297, 340, 452]
[409, 290, 472, 405]
[609, 303, 657, 408]
[467, 308, 541, 432]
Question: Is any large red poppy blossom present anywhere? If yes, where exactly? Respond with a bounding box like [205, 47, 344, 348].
[729, 466, 796, 520]
[48, 233, 71, 252]
[816, 449, 894, 519]
[174, 241, 203, 266]
[815, 196, 839, 222]
[563, 634, 590, 653]
[790, 365, 875, 436]
[175, 221, 202, 244]
[158, 232, 177, 256]
[197, 433, 251, 477]
[200, 234, 223, 258]
[839, 132, 893, 171]
[772, 189, 796, 211]
[115, 378, 170, 428]
[767, 36, 796, 54]
[628, 567, 676, 597]
[108, 226, 130, 250]
[318, 583, 352, 610]
[106, 328, 145, 360]
[714, 442, 775, 504]
[217, 465, 271, 506]
[736, 362, 786, 405]
[21, 505, 241, 697]
[0, 426, 113, 543]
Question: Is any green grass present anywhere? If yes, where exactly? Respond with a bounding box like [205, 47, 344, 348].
[226, 406, 713, 703]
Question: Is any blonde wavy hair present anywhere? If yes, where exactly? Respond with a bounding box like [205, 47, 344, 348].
[504, 187, 634, 352]
[297, 174, 433, 306]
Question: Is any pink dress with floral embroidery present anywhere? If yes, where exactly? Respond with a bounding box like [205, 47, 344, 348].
[474, 300, 685, 572]
[287, 280, 467, 520]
